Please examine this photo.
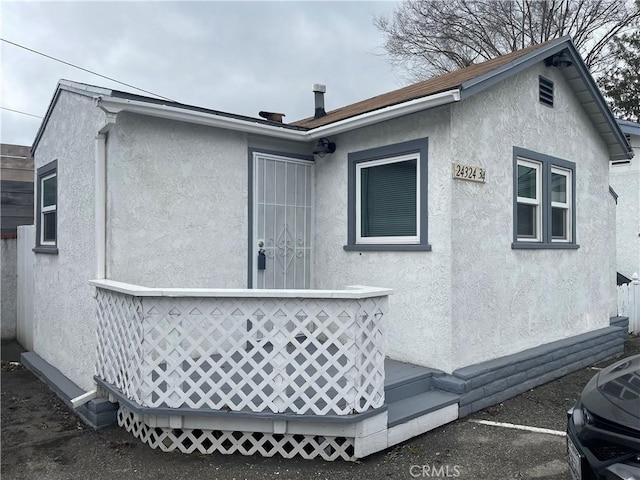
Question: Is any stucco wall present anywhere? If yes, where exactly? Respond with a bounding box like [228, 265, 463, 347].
[247, 134, 313, 159]
[313, 106, 455, 372]
[609, 133, 640, 279]
[32, 90, 104, 390]
[106, 113, 250, 288]
[1, 238, 17, 339]
[449, 62, 614, 370]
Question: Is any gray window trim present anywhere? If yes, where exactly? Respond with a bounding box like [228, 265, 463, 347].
[246, 148, 314, 288]
[345, 138, 431, 252]
[33, 159, 58, 254]
[512, 147, 578, 250]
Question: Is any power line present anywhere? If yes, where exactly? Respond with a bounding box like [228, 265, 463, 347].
[0, 106, 43, 119]
[1, 38, 176, 102]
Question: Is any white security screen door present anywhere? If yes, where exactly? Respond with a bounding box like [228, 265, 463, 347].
[252, 152, 314, 289]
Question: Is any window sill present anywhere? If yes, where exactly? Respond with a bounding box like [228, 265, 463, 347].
[344, 244, 432, 252]
[33, 246, 59, 254]
[511, 242, 579, 250]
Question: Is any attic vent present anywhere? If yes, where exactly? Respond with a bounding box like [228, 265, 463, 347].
[539, 76, 554, 107]
[625, 133, 631, 143]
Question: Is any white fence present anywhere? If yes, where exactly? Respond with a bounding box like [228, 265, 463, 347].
[618, 273, 639, 334]
[16, 225, 34, 350]
[93, 280, 389, 417]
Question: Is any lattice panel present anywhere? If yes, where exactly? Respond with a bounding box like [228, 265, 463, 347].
[96, 289, 386, 416]
[95, 289, 145, 403]
[117, 406, 355, 461]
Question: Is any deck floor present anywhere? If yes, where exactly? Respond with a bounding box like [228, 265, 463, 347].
[384, 358, 443, 387]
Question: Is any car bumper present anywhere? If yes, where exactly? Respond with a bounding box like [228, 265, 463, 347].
[567, 408, 640, 480]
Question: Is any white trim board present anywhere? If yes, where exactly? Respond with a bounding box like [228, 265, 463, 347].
[88, 279, 393, 299]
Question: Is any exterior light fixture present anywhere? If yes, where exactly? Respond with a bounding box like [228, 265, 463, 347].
[313, 138, 336, 157]
[546, 51, 573, 69]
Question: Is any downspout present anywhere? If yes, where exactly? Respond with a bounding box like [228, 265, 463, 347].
[95, 133, 106, 279]
[94, 108, 116, 280]
[73, 109, 116, 411]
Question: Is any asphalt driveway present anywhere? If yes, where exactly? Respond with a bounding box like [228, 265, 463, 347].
[2, 336, 638, 480]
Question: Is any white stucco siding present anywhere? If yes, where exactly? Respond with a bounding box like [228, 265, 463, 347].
[32, 91, 104, 390]
[449, 62, 613, 370]
[313, 106, 455, 372]
[247, 134, 313, 158]
[610, 134, 640, 280]
[106, 113, 249, 288]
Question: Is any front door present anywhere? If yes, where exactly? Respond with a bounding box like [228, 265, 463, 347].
[252, 152, 314, 289]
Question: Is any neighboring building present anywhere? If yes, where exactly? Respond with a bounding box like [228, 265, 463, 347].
[1, 144, 33, 340]
[610, 119, 640, 281]
[20, 36, 632, 460]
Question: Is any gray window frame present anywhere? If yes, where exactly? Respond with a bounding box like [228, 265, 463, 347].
[33, 159, 58, 254]
[345, 138, 431, 252]
[512, 147, 578, 250]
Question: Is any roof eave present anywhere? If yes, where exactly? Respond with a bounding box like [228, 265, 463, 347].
[32, 81, 461, 153]
[560, 41, 633, 160]
[459, 36, 572, 97]
[306, 89, 461, 139]
[96, 96, 309, 141]
[617, 119, 640, 137]
[96, 89, 462, 142]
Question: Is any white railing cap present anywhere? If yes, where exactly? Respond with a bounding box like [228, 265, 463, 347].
[89, 279, 393, 299]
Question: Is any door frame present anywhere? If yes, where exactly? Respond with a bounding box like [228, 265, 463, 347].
[247, 149, 315, 289]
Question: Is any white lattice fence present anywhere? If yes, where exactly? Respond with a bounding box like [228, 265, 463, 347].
[95, 286, 386, 416]
[618, 274, 640, 334]
[117, 406, 355, 461]
[95, 290, 145, 404]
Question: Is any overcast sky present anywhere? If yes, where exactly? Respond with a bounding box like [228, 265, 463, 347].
[1, 1, 403, 147]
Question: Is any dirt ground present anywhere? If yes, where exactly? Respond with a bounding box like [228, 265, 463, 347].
[2, 336, 638, 480]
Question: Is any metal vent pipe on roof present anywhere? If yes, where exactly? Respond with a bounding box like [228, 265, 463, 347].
[313, 84, 326, 119]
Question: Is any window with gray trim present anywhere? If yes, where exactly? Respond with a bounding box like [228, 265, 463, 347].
[34, 160, 58, 254]
[345, 138, 430, 251]
[513, 148, 577, 249]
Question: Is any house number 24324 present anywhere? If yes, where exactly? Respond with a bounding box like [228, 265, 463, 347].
[452, 163, 486, 183]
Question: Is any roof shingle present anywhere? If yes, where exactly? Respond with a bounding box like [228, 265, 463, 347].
[292, 41, 554, 129]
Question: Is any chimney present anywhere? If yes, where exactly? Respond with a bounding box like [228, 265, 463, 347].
[313, 84, 326, 119]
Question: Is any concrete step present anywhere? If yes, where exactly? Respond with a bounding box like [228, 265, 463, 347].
[384, 359, 445, 404]
[387, 388, 459, 428]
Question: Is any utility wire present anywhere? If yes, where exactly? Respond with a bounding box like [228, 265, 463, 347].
[1, 38, 176, 102]
[0, 106, 43, 119]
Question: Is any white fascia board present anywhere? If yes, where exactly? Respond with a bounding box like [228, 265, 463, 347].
[96, 89, 461, 141]
[306, 89, 461, 139]
[96, 96, 307, 141]
[59, 80, 113, 98]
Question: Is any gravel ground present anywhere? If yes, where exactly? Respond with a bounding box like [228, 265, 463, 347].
[2, 336, 638, 480]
